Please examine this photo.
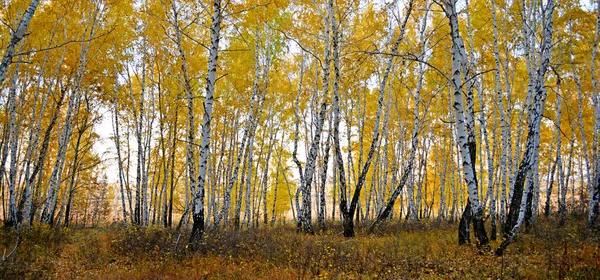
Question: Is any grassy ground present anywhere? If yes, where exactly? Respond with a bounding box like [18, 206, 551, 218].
[1, 215, 599, 279]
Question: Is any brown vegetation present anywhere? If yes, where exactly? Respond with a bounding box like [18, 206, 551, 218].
[1, 215, 599, 279]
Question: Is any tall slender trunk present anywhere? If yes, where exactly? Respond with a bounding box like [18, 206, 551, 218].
[17, 23, 63, 227]
[490, 0, 510, 228]
[261, 116, 277, 225]
[4, 55, 23, 228]
[497, 0, 555, 255]
[334, 0, 413, 237]
[318, 120, 331, 229]
[113, 76, 128, 227]
[443, 0, 488, 247]
[570, 48, 592, 212]
[142, 77, 156, 227]
[213, 42, 261, 230]
[589, 0, 600, 226]
[129, 63, 146, 226]
[190, 0, 222, 244]
[168, 107, 179, 228]
[370, 1, 424, 230]
[63, 107, 91, 228]
[41, 6, 99, 224]
[171, 0, 198, 231]
[546, 87, 562, 217]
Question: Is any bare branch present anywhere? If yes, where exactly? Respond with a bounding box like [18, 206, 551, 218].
[13, 26, 116, 57]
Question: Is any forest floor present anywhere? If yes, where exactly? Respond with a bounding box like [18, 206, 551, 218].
[1, 214, 599, 279]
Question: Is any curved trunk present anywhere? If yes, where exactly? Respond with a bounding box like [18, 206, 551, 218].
[443, 0, 488, 247]
[497, 0, 554, 256]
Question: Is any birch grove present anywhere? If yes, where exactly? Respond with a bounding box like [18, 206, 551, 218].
[0, 0, 599, 259]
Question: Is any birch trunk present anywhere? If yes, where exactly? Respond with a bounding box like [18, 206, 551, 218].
[570, 51, 592, 211]
[113, 77, 128, 226]
[261, 115, 277, 225]
[242, 116, 257, 230]
[170, 0, 198, 230]
[300, 102, 327, 234]
[438, 146, 448, 221]
[167, 106, 179, 227]
[292, 54, 326, 234]
[497, 0, 555, 255]
[156, 70, 169, 227]
[238, 76, 267, 230]
[41, 6, 99, 224]
[334, 0, 413, 237]
[0, 0, 41, 86]
[17, 24, 64, 227]
[491, 0, 510, 227]
[545, 135, 559, 216]
[562, 130, 575, 223]
[4, 55, 22, 228]
[443, 0, 488, 246]
[213, 43, 261, 230]
[190, 0, 222, 243]
[318, 121, 331, 229]
[26, 83, 67, 225]
[129, 63, 146, 226]
[141, 76, 156, 227]
[63, 103, 91, 227]
[370, 1, 425, 230]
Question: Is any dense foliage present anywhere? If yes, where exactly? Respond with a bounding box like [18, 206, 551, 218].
[0, 0, 600, 274]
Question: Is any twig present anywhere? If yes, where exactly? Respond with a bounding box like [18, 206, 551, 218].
[13, 26, 116, 57]
[0, 235, 19, 266]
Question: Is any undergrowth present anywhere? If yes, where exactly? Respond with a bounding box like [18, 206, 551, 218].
[1, 215, 599, 279]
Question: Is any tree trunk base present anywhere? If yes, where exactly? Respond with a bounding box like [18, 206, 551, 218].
[189, 214, 205, 250]
[343, 218, 354, 237]
[458, 202, 471, 245]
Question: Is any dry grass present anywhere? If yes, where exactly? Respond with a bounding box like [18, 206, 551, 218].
[1, 215, 599, 279]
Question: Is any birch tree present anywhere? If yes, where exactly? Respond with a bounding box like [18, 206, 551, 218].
[190, 0, 222, 244]
[0, 0, 41, 86]
[371, 0, 424, 232]
[441, 0, 489, 247]
[40, 2, 102, 225]
[491, 0, 509, 234]
[112, 74, 128, 226]
[4, 54, 23, 228]
[330, 0, 414, 238]
[497, 0, 555, 255]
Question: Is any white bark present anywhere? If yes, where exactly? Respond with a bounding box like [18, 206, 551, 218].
[491, 0, 510, 224]
[141, 71, 156, 227]
[260, 112, 278, 225]
[5, 55, 23, 227]
[242, 113, 257, 229]
[570, 50, 592, 206]
[19, 24, 65, 227]
[292, 57, 306, 229]
[444, 0, 484, 222]
[213, 39, 263, 230]
[41, 5, 100, 224]
[191, 0, 222, 241]
[172, 0, 198, 229]
[113, 77, 128, 227]
[0, 0, 41, 86]
[498, 0, 555, 255]
[336, 0, 413, 236]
